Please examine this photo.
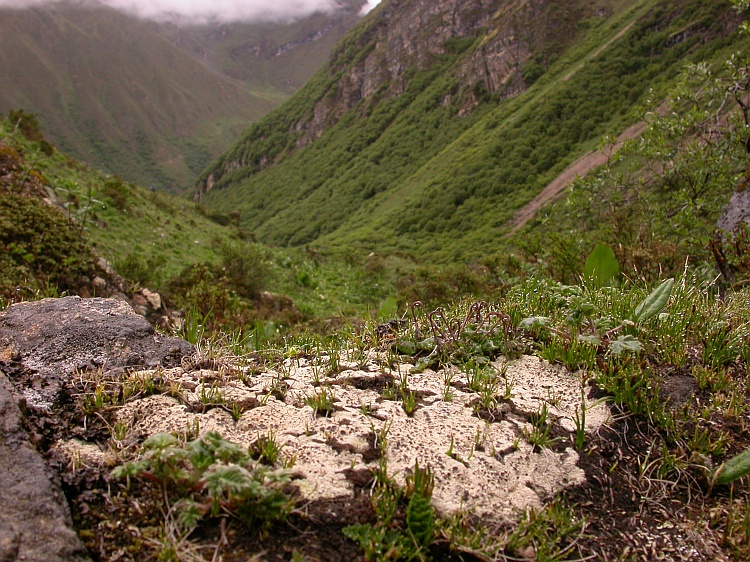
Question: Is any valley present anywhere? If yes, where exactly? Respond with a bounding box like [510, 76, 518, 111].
[0, 0, 366, 192]
[2, 0, 750, 559]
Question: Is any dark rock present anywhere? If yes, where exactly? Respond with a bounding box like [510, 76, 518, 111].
[0, 373, 90, 562]
[0, 296, 196, 561]
[0, 296, 194, 410]
[716, 187, 750, 234]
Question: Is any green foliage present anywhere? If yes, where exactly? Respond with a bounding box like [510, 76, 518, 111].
[102, 177, 131, 211]
[536, 47, 750, 284]
[216, 240, 270, 299]
[7, 109, 44, 142]
[632, 278, 674, 323]
[343, 461, 437, 561]
[583, 243, 620, 287]
[521, 60, 546, 86]
[200, 0, 740, 263]
[111, 431, 291, 531]
[114, 252, 164, 287]
[0, 192, 94, 298]
[504, 501, 584, 561]
[715, 446, 750, 485]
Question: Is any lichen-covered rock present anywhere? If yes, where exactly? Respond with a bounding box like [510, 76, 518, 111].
[110, 352, 610, 524]
[0, 296, 193, 411]
[0, 373, 90, 562]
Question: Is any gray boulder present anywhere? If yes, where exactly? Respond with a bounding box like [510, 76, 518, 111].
[0, 296, 194, 411]
[717, 186, 750, 234]
[0, 296, 195, 561]
[0, 373, 90, 562]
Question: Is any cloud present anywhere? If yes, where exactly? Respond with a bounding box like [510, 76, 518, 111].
[360, 0, 380, 15]
[0, 0, 375, 23]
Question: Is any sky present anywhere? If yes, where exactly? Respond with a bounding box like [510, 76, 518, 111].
[0, 0, 382, 22]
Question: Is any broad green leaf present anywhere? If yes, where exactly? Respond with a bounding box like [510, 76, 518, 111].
[633, 278, 674, 323]
[715, 446, 750, 485]
[395, 340, 417, 355]
[583, 244, 620, 287]
[577, 335, 602, 345]
[608, 335, 642, 355]
[377, 296, 398, 321]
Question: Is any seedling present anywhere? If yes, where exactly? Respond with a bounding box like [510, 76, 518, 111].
[573, 388, 587, 451]
[304, 385, 336, 417]
[250, 431, 283, 465]
[524, 403, 560, 451]
[401, 388, 417, 416]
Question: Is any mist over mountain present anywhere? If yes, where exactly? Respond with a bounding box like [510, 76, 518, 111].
[0, 0, 380, 23]
[0, 0, 366, 191]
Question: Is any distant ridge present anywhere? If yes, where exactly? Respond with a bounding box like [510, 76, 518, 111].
[195, 0, 745, 261]
[0, 0, 365, 192]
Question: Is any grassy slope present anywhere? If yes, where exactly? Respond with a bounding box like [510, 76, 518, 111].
[201, 0, 742, 262]
[0, 3, 276, 193]
[0, 116, 405, 320]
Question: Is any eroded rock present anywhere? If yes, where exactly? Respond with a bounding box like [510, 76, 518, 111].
[0, 296, 193, 411]
[0, 296, 612, 559]
[107, 352, 610, 524]
[0, 373, 90, 562]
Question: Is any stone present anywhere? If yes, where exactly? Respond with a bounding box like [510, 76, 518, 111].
[0, 296, 194, 411]
[0, 373, 91, 562]
[111, 352, 611, 524]
[141, 289, 162, 311]
[717, 187, 750, 234]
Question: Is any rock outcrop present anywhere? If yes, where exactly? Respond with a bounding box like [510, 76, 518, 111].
[0, 297, 195, 561]
[0, 296, 610, 559]
[0, 374, 91, 562]
[0, 296, 193, 411]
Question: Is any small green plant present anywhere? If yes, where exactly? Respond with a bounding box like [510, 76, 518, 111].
[401, 388, 417, 416]
[573, 388, 587, 451]
[583, 243, 620, 288]
[304, 385, 336, 416]
[524, 403, 560, 451]
[504, 500, 584, 560]
[111, 431, 291, 531]
[714, 447, 750, 486]
[343, 460, 436, 561]
[250, 431, 283, 465]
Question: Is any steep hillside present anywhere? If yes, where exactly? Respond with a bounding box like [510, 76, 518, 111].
[0, 1, 365, 193]
[197, 0, 745, 260]
[154, 0, 367, 98]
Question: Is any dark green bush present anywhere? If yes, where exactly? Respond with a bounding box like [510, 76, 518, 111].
[0, 192, 94, 297]
[7, 109, 44, 142]
[114, 252, 164, 287]
[102, 177, 130, 211]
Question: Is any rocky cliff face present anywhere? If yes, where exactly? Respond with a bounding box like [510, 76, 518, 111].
[196, 0, 585, 199]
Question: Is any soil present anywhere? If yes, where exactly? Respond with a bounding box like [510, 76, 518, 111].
[504, 120, 648, 235]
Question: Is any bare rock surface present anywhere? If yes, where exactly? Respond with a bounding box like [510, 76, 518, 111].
[0, 297, 194, 561]
[0, 296, 612, 559]
[717, 187, 750, 234]
[107, 354, 610, 524]
[0, 296, 193, 411]
[0, 373, 90, 562]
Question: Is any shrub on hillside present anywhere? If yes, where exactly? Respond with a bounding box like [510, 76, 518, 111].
[0, 192, 94, 298]
[6, 109, 44, 143]
[396, 263, 500, 307]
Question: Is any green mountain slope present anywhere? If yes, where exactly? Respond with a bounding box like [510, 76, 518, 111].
[0, 2, 365, 193]
[154, 0, 367, 98]
[197, 0, 746, 261]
